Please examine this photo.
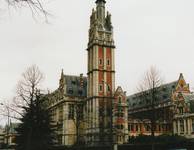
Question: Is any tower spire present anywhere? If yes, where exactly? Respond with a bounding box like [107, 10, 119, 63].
[95, 0, 106, 23]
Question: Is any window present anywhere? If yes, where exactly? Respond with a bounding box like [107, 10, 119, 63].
[162, 87, 167, 92]
[107, 85, 111, 92]
[145, 125, 150, 132]
[179, 107, 184, 114]
[68, 87, 73, 94]
[77, 104, 84, 120]
[68, 104, 74, 120]
[118, 97, 122, 104]
[172, 85, 175, 89]
[117, 113, 124, 117]
[58, 106, 63, 122]
[163, 95, 167, 99]
[107, 59, 110, 66]
[71, 80, 76, 85]
[99, 59, 102, 65]
[117, 124, 124, 130]
[128, 124, 134, 131]
[128, 124, 131, 131]
[99, 84, 103, 92]
[78, 89, 83, 96]
[136, 124, 139, 131]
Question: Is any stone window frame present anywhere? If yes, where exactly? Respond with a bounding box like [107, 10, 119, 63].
[68, 104, 74, 120]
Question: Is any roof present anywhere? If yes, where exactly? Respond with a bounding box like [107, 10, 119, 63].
[63, 75, 87, 97]
[182, 93, 194, 103]
[127, 81, 177, 110]
[182, 93, 194, 113]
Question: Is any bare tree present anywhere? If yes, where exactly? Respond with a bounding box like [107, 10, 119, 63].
[3, 0, 49, 21]
[136, 66, 163, 137]
[13, 65, 44, 114]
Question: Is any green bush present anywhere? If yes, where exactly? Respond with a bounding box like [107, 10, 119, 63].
[128, 134, 188, 144]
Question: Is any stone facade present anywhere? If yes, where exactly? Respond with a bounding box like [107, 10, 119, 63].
[46, 0, 128, 146]
[46, 73, 87, 145]
[127, 73, 194, 138]
[45, 0, 194, 147]
[172, 74, 194, 138]
[113, 87, 128, 144]
[86, 0, 115, 145]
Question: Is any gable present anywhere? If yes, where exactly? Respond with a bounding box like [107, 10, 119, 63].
[114, 86, 127, 105]
[175, 73, 190, 93]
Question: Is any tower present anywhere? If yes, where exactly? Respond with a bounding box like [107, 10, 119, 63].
[86, 0, 115, 145]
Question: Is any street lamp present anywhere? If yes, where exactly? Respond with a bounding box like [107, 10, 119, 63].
[0, 103, 10, 147]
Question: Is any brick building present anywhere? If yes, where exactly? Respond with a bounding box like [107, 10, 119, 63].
[45, 0, 194, 147]
[127, 74, 194, 138]
[46, 0, 128, 146]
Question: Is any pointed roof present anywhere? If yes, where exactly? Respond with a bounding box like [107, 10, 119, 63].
[115, 86, 126, 96]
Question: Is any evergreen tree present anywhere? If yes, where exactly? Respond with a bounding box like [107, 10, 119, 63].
[15, 93, 56, 150]
[13, 65, 56, 150]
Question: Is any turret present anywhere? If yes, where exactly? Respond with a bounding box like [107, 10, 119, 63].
[96, 0, 106, 23]
[59, 69, 64, 91]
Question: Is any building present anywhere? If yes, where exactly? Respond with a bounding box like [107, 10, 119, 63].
[127, 73, 194, 138]
[5, 122, 18, 147]
[0, 127, 5, 148]
[46, 73, 87, 145]
[46, 0, 194, 147]
[0, 123, 18, 148]
[113, 87, 128, 144]
[46, 0, 128, 146]
[86, 0, 116, 145]
[172, 73, 194, 138]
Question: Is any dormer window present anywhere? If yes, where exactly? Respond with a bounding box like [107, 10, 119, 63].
[162, 87, 167, 92]
[68, 87, 73, 94]
[71, 80, 76, 85]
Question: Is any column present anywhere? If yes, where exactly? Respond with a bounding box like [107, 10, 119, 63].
[177, 120, 180, 135]
[173, 121, 176, 134]
[184, 119, 187, 135]
[187, 118, 191, 135]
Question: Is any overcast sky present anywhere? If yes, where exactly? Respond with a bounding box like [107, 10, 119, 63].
[0, 0, 194, 123]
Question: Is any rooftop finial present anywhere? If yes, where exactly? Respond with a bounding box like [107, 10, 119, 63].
[95, 0, 106, 4]
[61, 69, 64, 78]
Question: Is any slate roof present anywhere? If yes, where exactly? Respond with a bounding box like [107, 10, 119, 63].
[63, 75, 87, 97]
[127, 81, 178, 110]
[182, 93, 194, 103]
[182, 93, 194, 113]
